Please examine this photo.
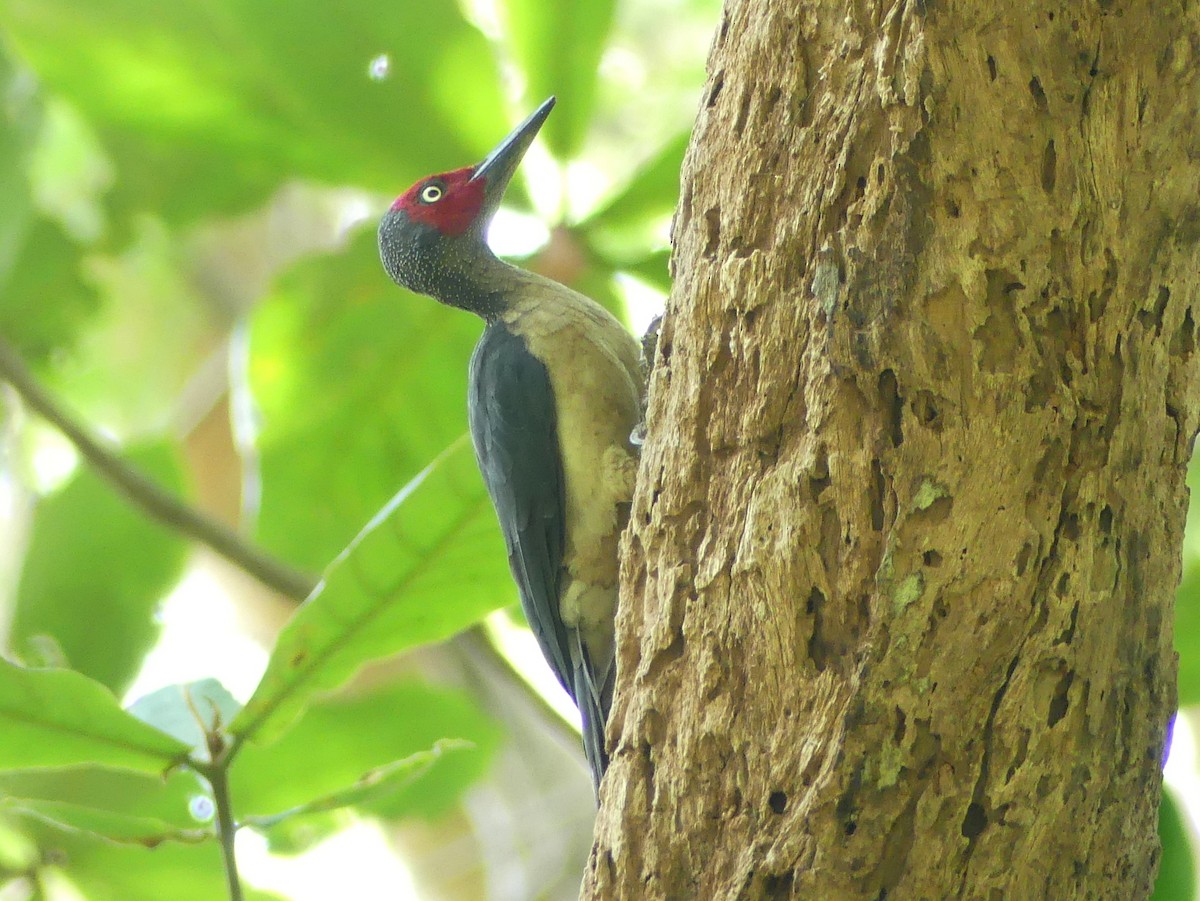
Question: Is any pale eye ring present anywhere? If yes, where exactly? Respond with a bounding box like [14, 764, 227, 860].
[420, 184, 444, 204]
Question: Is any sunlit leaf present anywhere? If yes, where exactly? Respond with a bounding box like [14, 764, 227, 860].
[10, 442, 188, 694]
[0, 660, 190, 773]
[46, 217, 213, 432]
[0, 52, 102, 361]
[578, 130, 684, 300]
[27, 97, 113, 243]
[231, 440, 509, 745]
[0, 813, 38, 871]
[499, 0, 617, 159]
[1, 0, 504, 223]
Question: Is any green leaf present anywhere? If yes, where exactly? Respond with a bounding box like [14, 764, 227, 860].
[1176, 563, 1200, 706]
[0, 766, 211, 834]
[244, 740, 469, 830]
[499, 0, 618, 159]
[232, 680, 501, 824]
[231, 440, 509, 745]
[27, 97, 113, 243]
[0, 660, 190, 773]
[1152, 788, 1196, 901]
[583, 128, 689, 232]
[127, 679, 242, 758]
[10, 442, 188, 694]
[22, 831, 285, 901]
[1, 798, 210, 846]
[0, 217, 101, 363]
[1, 0, 505, 224]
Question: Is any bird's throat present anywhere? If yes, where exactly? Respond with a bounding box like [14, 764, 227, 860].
[428, 244, 522, 322]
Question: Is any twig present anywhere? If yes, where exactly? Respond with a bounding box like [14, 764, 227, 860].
[198, 752, 244, 901]
[0, 335, 315, 602]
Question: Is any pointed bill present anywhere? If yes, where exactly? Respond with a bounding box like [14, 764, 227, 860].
[470, 97, 555, 216]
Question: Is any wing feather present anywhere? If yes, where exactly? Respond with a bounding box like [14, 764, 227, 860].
[467, 323, 573, 696]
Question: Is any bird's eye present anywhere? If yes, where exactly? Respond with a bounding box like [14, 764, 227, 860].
[420, 184, 444, 204]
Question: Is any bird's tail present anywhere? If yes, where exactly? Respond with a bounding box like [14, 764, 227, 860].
[571, 633, 613, 800]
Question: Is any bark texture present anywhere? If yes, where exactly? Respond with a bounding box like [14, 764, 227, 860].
[584, 1, 1200, 899]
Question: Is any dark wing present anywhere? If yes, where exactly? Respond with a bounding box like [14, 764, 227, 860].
[468, 322, 573, 695]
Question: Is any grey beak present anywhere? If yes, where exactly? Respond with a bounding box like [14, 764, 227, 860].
[470, 97, 556, 218]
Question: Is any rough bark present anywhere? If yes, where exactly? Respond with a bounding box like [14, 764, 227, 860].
[584, 1, 1200, 899]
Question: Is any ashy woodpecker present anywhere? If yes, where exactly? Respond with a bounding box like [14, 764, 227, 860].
[378, 98, 642, 793]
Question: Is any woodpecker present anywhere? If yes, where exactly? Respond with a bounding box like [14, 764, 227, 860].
[378, 98, 642, 793]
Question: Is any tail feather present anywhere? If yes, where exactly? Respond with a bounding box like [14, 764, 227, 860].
[571, 632, 613, 799]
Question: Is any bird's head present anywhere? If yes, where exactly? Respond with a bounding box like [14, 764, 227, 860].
[378, 97, 555, 315]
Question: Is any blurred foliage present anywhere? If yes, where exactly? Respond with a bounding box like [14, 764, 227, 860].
[11, 443, 187, 693]
[500, 0, 618, 159]
[249, 230, 482, 569]
[1155, 789, 1196, 901]
[0, 0, 506, 225]
[0, 0, 1195, 898]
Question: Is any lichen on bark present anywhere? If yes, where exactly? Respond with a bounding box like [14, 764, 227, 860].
[584, 2, 1200, 899]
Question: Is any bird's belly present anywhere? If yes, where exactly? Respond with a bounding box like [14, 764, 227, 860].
[543, 337, 640, 640]
[554, 370, 639, 586]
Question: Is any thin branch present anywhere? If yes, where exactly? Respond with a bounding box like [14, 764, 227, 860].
[198, 754, 244, 901]
[0, 335, 315, 602]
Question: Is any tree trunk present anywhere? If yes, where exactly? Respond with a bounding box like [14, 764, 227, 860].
[584, 1, 1200, 899]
